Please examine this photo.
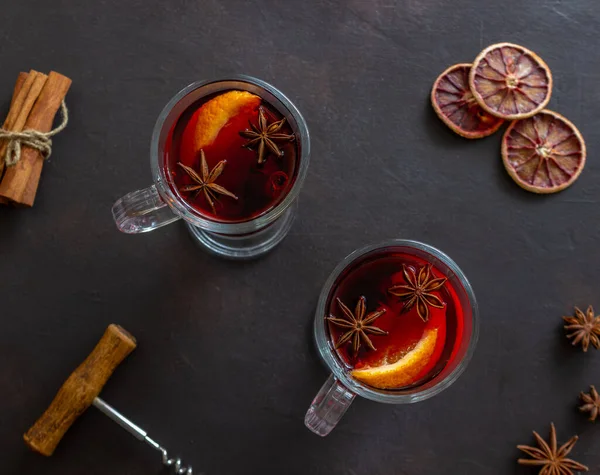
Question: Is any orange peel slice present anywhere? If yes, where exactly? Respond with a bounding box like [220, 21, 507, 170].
[352, 328, 438, 389]
[193, 90, 261, 150]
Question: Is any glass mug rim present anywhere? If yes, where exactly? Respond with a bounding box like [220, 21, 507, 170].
[313, 239, 479, 404]
[149, 75, 311, 234]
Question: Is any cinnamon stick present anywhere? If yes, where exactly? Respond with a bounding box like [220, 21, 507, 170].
[9, 72, 29, 109]
[4, 71, 36, 129]
[0, 72, 31, 204]
[0, 71, 71, 206]
[0, 71, 48, 176]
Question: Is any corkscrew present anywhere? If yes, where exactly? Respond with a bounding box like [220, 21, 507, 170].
[23, 324, 193, 475]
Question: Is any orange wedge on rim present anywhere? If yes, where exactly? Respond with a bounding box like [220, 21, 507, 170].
[193, 90, 261, 150]
[352, 328, 438, 389]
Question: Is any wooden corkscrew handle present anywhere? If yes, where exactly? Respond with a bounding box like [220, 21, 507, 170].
[24, 324, 137, 456]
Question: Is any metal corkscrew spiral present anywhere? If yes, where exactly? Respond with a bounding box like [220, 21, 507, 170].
[92, 398, 193, 475]
[159, 446, 193, 475]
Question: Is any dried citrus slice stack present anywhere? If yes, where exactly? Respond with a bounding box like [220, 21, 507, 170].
[501, 110, 586, 193]
[352, 328, 438, 389]
[431, 42, 586, 193]
[469, 43, 552, 120]
[431, 63, 504, 139]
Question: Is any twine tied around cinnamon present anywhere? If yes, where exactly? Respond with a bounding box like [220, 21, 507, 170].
[0, 101, 68, 167]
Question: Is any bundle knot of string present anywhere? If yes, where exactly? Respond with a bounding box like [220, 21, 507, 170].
[0, 101, 68, 166]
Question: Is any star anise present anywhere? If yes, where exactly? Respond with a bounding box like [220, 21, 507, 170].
[580, 385, 600, 422]
[177, 150, 237, 214]
[239, 106, 295, 165]
[388, 264, 447, 322]
[517, 423, 588, 474]
[563, 305, 600, 352]
[327, 297, 388, 354]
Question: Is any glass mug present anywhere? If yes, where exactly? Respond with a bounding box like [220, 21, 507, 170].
[112, 76, 310, 259]
[305, 240, 479, 436]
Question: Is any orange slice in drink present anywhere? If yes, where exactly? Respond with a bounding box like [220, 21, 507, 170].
[352, 328, 438, 389]
[431, 63, 504, 139]
[501, 110, 586, 193]
[469, 43, 552, 120]
[192, 90, 261, 150]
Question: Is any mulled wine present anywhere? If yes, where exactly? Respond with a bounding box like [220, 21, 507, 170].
[326, 250, 466, 390]
[164, 90, 299, 223]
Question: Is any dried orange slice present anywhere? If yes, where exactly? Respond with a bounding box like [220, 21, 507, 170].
[431, 63, 504, 139]
[352, 328, 438, 389]
[193, 90, 261, 150]
[501, 110, 586, 193]
[469, 43, 552, 120]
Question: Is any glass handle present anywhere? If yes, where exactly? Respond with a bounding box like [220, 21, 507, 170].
[305, 374, 355, 437]
[112, 184, 180, 234]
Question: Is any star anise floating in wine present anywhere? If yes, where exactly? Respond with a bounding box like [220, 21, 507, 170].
[178, 150, 238, 214]
[562, 305, 600, 352]
[239, 106, 295, 165]
[388, 264, 447, 322]
[579, 385, 600, 422]
[327, 297, 388, 354]
[517, 423, 588, 474]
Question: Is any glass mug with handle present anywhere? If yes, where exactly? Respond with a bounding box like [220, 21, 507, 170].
[305, 240, 479, 436]
[112, 76, 310, 259]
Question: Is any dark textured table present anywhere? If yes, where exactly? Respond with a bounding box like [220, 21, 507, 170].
[2, 1, 600, 474]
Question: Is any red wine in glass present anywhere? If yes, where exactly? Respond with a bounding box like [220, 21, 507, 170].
[327, 250, 466, 389]
[164, 90, 299, 223]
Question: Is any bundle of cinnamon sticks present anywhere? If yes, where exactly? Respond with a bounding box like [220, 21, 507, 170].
[0, 70, 72, 207]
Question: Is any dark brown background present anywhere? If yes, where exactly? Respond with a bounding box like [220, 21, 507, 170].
[2, 0, 600, 474]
